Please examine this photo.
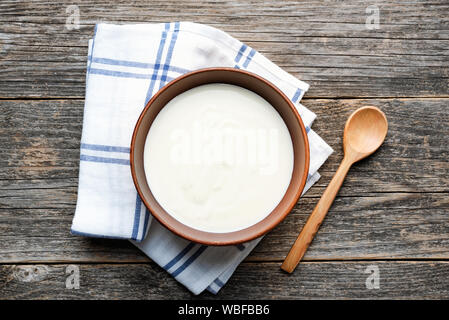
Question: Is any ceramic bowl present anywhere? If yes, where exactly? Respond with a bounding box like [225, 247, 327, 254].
[130, 68, 309, 245]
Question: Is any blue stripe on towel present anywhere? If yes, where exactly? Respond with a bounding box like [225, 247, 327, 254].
[89, 56, 190, 74]
[80, 154, 130, 165]
[163, 242, 196, 270]
[234, 45, 255, 69]
[142, 208, 151, 239]
[80, 143, 130, 153]
[131, 194, 142, 240]
[145, 23, 170, 103]
[207, 285, 218, 294]
[234, 44, 247, 63]
[291, 88, 302, 103]
[291, 89, 310, 132]
[214, 278, 225, 288]
[92, 57, 152, 69]
[87, 24, 98, 75]
[233, 44, 247, 68]
[163, 64, 189, 75]
[159, 22, 180, 89]
[242, 48, 256, 68]
[134, 23, 171, 238]
[171, 245, 208, 277]
[235, 244, 245, 251]
[89, 68, 174, 82]
[71, 229, 132, 240]
[90, 68, 148, 79]
[207, 277, 225, 294]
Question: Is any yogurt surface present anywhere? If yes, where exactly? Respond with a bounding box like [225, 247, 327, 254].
[144, 83, 294, 233]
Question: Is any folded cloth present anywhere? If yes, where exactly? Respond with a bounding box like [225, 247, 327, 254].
[71, 22, 333, 294]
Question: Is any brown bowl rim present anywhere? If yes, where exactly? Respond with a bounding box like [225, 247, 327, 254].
[130, 67, 310, 245]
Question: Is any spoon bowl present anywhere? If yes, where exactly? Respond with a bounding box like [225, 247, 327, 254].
[344, 106, 388, 162]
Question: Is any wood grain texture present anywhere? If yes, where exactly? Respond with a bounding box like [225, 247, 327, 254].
[1, 98, 447, 190]
[1, 191, 448, 263]
[1, 0, 448, 299]
[1, 261, 449, 299]
[282, 156, 354, 273]
[0, 0, 448, 98]
[283, 106, 389, 272]
[0, 99, 448, 263]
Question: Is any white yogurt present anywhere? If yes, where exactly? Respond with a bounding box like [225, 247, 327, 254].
[144, 83, 294, 233]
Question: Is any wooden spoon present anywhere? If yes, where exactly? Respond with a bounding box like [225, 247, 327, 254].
[281, 106, 388, 273]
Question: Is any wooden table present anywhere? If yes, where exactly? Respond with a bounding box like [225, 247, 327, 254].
[1, 0, 448, 299]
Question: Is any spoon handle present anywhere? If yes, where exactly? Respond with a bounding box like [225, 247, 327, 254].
[281, 156, 353, 273]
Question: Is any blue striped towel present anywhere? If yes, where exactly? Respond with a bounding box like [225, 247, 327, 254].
[71, 22, 333, 295]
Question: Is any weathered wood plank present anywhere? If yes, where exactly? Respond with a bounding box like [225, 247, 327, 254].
[0, 206, 149, 263]
[1, 97, 447, 262]
[1, 98, 447, 192]
[306, 98, 449, 193]
[1, 0, 447, 300]
[1, 261, 449, 299]
[258, 192, 449, 261]
[1, 98, 447, 262]
[1, 0, 447, 39]
[0, 0, 447, 98]
[0, 191, 447, 263]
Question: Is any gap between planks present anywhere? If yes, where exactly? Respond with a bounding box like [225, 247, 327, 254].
[3, 258, 449, 266]
[2, 96, 449, 100]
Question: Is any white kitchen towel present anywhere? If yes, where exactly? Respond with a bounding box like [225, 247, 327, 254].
[71, 22, 333, 294]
